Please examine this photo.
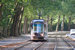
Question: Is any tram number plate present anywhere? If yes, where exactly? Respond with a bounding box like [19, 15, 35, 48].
[35, 37, 38, 39]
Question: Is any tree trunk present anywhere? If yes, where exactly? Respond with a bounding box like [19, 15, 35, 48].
[47, 15, 49, 31]
[18, 7, 24, 35]
[23, 16, 28, 34]
[15, 8, 21, 36]
[28, 16, 32, 33]
[68, 17, 71, 31]
[74, 24, 75, 29]
[38, 15, 40, 19]
[0, 4, 3, 24]
[0, 26, 3, 37]
[18, 14, 22, 35]
[47, 15, 49, 23]
[12, 14, 19, 36]
[56, 15, 60, 31]
[12, 5, 21, 36]
[7, 26, 10, 37]
[50, 17, 53, 31]
[0, 3, 3, 37]
[61, 15, 65, 31]
[3, 28, 7, 37]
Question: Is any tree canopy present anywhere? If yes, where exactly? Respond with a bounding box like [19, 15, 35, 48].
[0, 0, 75, 37]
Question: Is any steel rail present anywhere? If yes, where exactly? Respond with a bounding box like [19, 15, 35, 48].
[54, 33, 57, 50]
[33, 42, 44, 50]
[14, 41, 32, 50]
[62, 37, 75, 50]
[54, 37, 57, 50]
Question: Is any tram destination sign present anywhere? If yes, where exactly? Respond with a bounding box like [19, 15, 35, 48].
[36, 22, 40, 23]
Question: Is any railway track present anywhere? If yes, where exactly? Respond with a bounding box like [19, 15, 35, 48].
[62, 37, 75, 50]
[14, 41, 45, 50]
[55, 37, 75, 50]
[48, 33, 57, 50]
[33, 42, 44, 50]
[14, 41, 32, 50]
[53, 32, 75, 50]
[1, 32, 74, 50]
[54, 33, 57, 50]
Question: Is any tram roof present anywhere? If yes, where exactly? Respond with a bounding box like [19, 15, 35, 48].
[32, 19, 44, 23]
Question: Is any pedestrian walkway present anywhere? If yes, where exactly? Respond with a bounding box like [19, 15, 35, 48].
[0, 34, 30, 46]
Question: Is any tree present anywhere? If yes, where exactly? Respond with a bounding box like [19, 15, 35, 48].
[0, 3, 2, 24]
[50, 17, 53, 31]
[0, 0, 75, 38]
[68, 17, 71, 30]
[56, 16, 60, 31]
[0, 0, 3, 37]
[23, 16, 28, 34]
[61, 15, 65, 31]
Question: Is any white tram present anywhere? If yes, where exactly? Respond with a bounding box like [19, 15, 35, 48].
[30, 19, 48, 40]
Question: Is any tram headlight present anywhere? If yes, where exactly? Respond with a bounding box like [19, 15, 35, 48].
[40, 34, 44, 36]
[33, 34, 35, 36]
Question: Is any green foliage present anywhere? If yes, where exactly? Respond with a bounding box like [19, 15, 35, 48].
[21, 0, 75, 31]
[0, 0, 75, 37]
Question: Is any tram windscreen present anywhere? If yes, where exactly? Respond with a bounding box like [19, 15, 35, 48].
[33, 24, 43, 33]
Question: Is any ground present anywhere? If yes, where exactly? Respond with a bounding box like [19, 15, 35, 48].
[0, 31, 75, 50]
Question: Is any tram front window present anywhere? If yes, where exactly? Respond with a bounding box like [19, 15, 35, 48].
[33, 24, 43, 33]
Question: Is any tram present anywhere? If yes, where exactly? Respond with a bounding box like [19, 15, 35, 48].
[30, 19, 48, 40]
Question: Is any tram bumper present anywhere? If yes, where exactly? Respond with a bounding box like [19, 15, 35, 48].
[32, 36, 44, 40]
